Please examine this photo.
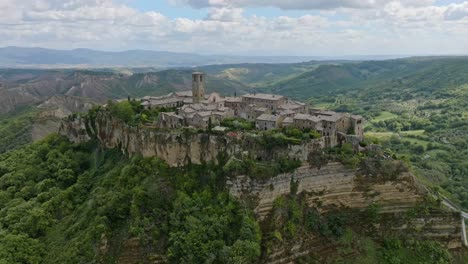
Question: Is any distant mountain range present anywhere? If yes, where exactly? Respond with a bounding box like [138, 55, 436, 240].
[0, 46, 409, 68]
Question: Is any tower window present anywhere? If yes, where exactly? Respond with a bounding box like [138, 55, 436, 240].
[200, 75, 203, 82]
[193, 75, 197, 82]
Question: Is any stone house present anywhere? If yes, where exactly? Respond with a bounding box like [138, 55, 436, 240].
[282, 117, 294, 127]
[187, 111, 212, 128]
[241, 93, 286, 113]
[278, 101, 307, 114]
[157, 112, 185, 129]
[256, 114, 284, 130]
[224, 97, 242, 116]
[293, 113, 321, 130]
[279, 109, 296, 117]
[240, 104, 270, 121]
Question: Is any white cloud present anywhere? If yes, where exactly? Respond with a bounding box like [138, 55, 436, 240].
[170, 0, 437, 10]
[0, 0, 467, 55]
[444, 2, 468, 20]
[206, 7, 244, 21]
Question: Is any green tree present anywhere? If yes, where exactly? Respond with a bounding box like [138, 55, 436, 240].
[0, 233, 45, 264]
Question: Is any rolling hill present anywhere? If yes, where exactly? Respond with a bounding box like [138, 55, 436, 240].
[0, 46, 324, 68]
[258, 57, 468, 100]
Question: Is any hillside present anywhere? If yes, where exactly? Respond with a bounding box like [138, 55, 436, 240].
[257, 57, 468, 100]
[0, 46, 322, 68]
[0, 132, 464, 263]
[0, 69, 249, 111]
[199, 61, 344, 87]
[256, 57, 468, 211]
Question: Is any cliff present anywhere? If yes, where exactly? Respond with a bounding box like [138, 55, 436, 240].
[228, 163, 427, 218]
[228, 162, 463, 262]
[32, 95, 96, 141]
[59, 110, 326, 166]
[59, 110, 465, 263]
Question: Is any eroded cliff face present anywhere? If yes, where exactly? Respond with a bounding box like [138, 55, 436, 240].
[32, 95, 97, 141]
[60, 112, 233, 166]
[228, 163, 426, 218]
[59, 111, 325, 166]
[228, 162, 463, 263]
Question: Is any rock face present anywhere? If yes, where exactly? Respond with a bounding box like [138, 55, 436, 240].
[0, 90, 39, 113]
[228, 163, 426, 218]
[60, 111, 326, 166]
[228, 162, 463, 262]
[32, 95, 96, 141]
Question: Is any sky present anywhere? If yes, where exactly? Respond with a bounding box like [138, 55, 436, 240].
[0, 0, 467, 56]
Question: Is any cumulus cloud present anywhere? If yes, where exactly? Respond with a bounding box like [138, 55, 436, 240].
[170, 0, 437, 10]
[205, 7, 244, 21]
[0, 0, 467, 55]
[444, 2, 468, 20]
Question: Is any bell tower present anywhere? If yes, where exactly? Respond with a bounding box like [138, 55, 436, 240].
[192, 72, 205, 104]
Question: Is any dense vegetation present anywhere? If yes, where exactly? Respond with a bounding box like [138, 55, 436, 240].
[0, 135, 458, 263]
[0, 135, 261, 263]
[0, 106, 36, 153]
[105, 99, 177, 126]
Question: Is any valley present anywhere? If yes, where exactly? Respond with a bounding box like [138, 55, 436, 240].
[0, 56, 467, 263]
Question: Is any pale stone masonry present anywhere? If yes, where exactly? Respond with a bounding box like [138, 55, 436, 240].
[143, 72, 365, 141]
[256, 114, 284, 131]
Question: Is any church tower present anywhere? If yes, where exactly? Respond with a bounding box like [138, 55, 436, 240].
[192, 72, 205, 104]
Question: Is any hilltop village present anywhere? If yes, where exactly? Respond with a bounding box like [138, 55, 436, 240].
[140, 72, 365, 143]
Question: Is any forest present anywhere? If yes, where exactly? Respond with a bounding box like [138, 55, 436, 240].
[0, 134, 461, 263]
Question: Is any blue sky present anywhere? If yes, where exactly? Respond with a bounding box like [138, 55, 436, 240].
[129, 0, 468, 18]
[0, 0, 467, 55]
[128, 1, 321, 19]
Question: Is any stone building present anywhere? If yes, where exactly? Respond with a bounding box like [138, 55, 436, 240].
[224, 97, 242, 116]
[142, 72, 364, 142]
[256, 114, 284, 130]
[241, 93, 286, 112]
[157, 112, 184, 129]
[278, 101, 307, 114]
[292, 113, 321, 130]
